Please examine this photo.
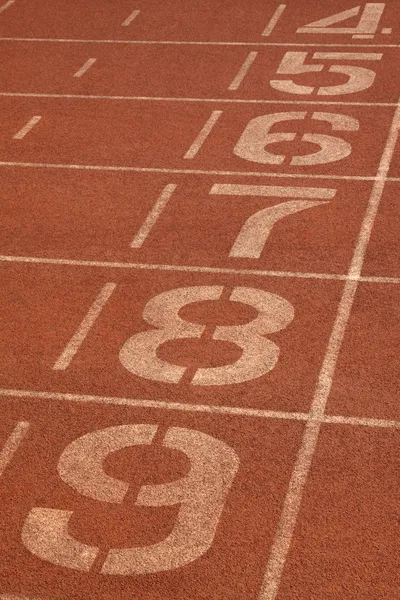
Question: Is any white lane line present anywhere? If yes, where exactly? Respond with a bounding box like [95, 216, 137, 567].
[0, 0, 15, 14]
[262, 4, 287, 36]
[258, 99, 400, 600]
[0, 91, 396, 107]
[0, 595, 40, 600]
[73, 57, 97, 78]
[183, 110, 223, 159]
[121, 9, 140, 26]
[12, 116, 41, 139]
[0, 253, 397, 284]
[53, 283, 116, 370]
[0, 388, 398, 429]
[228, 51, 258, 90]
[0, 253, 348, 280]
[131, 183, 177, 248]
[1, 37, 400, 47]
[0, 160, 377, 182]
[210, 184, 336, 199]
[0, 421, 30, 477]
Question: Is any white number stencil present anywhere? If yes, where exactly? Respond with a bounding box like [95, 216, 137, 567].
[119, 286, 294, 385]
[271, 51, 382, 96]
[21, 424, 239, 575]
[210, 184, 336, 258]
[296, 4, 388, 39]
[233, 111, 359, 166]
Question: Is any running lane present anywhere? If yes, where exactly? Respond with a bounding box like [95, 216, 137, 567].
[0, 2, 399, 600]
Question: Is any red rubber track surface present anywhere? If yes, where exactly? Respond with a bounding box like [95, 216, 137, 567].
[0, 2, 399, 600]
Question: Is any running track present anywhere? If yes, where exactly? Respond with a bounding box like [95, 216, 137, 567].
[0, 1, 399, 599]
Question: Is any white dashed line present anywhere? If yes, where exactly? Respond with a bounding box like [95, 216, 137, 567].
[183, 110, 223, 159]
[228, 51, 258, 90]
[121, 9, 140, 27]
[12, 116, 42, 139]
[73, 57, 97, 78]
[262, 5, 287, 36]
[0, 0, 16, 15]
[131, 183, 177, 248]
[53, 283, 116, 371]
[0, 422, 30, 477]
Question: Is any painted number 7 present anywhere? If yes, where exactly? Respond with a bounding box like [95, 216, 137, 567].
[210, 184, 336, 259]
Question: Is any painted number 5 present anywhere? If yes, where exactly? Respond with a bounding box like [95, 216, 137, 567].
[119, 286, 294, 385]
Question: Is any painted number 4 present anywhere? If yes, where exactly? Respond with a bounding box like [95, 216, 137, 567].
[297, 4, 391, 39]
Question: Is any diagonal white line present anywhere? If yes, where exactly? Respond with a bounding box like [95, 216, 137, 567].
[183, 110, 223, 159]
[228, 51, 258, 90]
[0, 421, 30, 477]
[262, 4, 287, 36]
[73, 57, 96, 78]
[131, 184, 177, 247]
[0, 0, 15, 15]
[12, 116, 41, 139]
[121, 9, 140, 27]
[53, 283, 116, 370]
[258, 98, 400, 600]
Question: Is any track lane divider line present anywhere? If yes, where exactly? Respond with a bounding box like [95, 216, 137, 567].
[258, 97, 400, 600]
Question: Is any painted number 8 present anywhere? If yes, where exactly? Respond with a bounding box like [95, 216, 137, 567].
[119, 286, 295, 386]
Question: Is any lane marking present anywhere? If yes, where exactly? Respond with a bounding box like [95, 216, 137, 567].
[258, 98, 400, 600]
[228, 51, 258, 90]
[1, 253, 400, 285]
[0, 388, 397, 429]
[0, 253, 348, 280]
[53, 283, 116, 370]
[0, 92, 395, 107]
[262, 4, 287, 37]
[210, 184, 336, 199]
[184, 110, 223, 159]
[121, 9, 140, 27]
[2, 37, 400, 47]
[0, 421, 30, 477]
[0, 161, 378, 181]
[12, 116, 42, 139]
[73, 57, 96, 78]
[0, 0, 15, 14]
[131, 183, 177, 248]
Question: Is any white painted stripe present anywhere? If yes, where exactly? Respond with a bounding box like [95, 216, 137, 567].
[262, 4, 286, 36]
[0, 252, 399, 284]
[12, 116, 41, 139]
[1, 37, 399, 47]
[313, 52, 382, 60]
[0, 160, 377, 182]
[0, 91, 394, 107]
[184, 110, 222, 159]
[0, 388, 397, 429]
[228, 51, 258, 90]
[210, 184, 336, 199]
[73, 57, 96, 78]
[0, 421, 30, 477]
[0, 0, 15, 15]
[0, 595, 39, 600]
[0, 253, 348, 280]
[53, 283, 116, 370]
[121, 9, 140, 26]
[258, 98, 400, 600]
[131, 183, 177, 247]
